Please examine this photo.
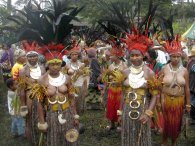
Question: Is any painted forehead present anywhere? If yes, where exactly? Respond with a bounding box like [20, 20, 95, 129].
[27, 54, 38, 57]
[170, 53, 181, 57]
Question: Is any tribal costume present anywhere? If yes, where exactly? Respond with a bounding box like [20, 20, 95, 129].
[34, 44, 79, 146]
[8, 1, 82, 145]
[161, 36, 190, 140]
[102, 41, 127, 123]
[65, 46, 90, 115]
[19, 41, 45, 146]
[120, 30, 158, 146]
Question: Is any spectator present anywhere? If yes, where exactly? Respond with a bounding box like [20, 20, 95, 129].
[0, 44, 14, 82]
[6, 78, 25, 138]
[11, 49, 26, 80]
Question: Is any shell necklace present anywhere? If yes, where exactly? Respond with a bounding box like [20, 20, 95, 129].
[48, 72, 66, 87]
[70, 61, 80, 71]
[129, 63, 146, 89]
[29, 63, 42, 79]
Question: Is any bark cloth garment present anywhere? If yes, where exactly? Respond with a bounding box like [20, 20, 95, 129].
[31, 74, 79, 146]
[121, 65, 158, 146]
[122, 86, 152, 146]
[46, 105, 78, 146]
[19, 64, 45, 146]
[18, 78, 40, 146]
[161, 64, 186, 140]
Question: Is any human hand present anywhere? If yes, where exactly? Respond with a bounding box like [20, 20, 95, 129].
[37, 122, 48, 132]
[20, 106, 28, 117]
[186, 104, 191, 113]
[74, 119, 79, 127]
[118, 116, 122, 124]
[139, 114, 149, 124]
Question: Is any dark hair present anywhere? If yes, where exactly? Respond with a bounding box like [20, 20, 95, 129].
[6, 78, 15, 89]
[148, 49, 158, 60]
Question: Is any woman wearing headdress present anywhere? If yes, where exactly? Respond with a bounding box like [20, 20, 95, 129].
[35, 44, 79, 146]
[102, 40, 127, 130]
[18, 40, 46, 146]
[119, 32, 158, 146]
[65, 46, 89, 115]
[160, 36, 190, 146]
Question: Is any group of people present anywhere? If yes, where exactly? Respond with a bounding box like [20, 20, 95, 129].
[0, 32, 195, 146]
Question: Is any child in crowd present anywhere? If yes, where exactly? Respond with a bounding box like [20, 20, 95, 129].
[6, 78, 25, 138]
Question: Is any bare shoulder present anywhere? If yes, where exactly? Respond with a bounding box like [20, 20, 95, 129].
[143, 65, 154, 79]
[65, 62, 71, 68]
[182, 67, 188, 76]
[123, 68, 130, 77]
[64, 74, 71, 85]
[38, 72, 48, 85]
[39, 64, 46, 70]
[19, 65, 28, 76]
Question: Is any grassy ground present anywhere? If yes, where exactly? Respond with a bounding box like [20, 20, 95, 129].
[1, 76, 195, 146]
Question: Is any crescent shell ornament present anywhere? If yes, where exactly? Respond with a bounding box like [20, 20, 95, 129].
[58, 113, 67, 124]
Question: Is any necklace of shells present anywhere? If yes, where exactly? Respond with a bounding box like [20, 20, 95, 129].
[128, 63, 146, 89]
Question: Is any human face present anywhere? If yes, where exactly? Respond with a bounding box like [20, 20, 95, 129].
[110, 55, 118, 62]
[27, 54, 38, 66]
[18, 55, 26, 64]
[170, 53, 181, 66]
[129, 50, 144, 66]
[48, 62, 61, 75]
[70, 52, 79, 62]
[10, 81, 17, 91]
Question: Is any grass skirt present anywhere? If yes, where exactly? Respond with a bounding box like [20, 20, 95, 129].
[106, 86, 122, 122]
[162, 94, 184, 140]
[46, 108, 78, 146]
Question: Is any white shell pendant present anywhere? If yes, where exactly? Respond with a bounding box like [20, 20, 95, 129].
[58, 113, 67, 124]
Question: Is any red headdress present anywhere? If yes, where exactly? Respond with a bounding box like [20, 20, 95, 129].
[121, 28, 153, 55]
[22, 40, 39, 55]
[68, 46, 81, 55]
[109, 40, 125, 57]
[164, 35, 182, 55]
[39, 43, 68, 63]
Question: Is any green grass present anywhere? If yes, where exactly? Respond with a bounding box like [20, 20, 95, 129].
[0, 76, 195, 146]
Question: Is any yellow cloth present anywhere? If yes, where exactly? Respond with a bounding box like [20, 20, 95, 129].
[51, 102, 70, 112]
[11, 63, 23, 80]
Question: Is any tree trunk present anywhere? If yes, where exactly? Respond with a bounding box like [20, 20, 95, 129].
[7, 0, 12, 11]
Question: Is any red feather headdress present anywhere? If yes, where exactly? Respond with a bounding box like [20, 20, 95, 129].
[121, 28, 153, 55]
[68, 46, 81, 55]
[22, 40, 39, 55]
[164, 35, 182, 55]
[110, 40, 125, 57]
[39, 43, 68, 63]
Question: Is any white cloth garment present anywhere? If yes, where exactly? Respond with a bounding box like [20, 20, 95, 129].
[7, 90, 15, 116]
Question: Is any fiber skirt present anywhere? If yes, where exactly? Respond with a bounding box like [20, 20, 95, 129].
[162, 94, 184, 140]
[46, 108, 78, 146]
[106, 86, 122, 122]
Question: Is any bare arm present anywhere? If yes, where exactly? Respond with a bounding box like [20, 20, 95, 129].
[18, 68, 27, 106]
[67, 76, 77, 115]
[37, 76, 46, 124]
[184, 69, 191, 112]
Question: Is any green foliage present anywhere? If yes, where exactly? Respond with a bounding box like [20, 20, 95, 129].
[0, 7, 10, 25]
[173, 20, 193, 35]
